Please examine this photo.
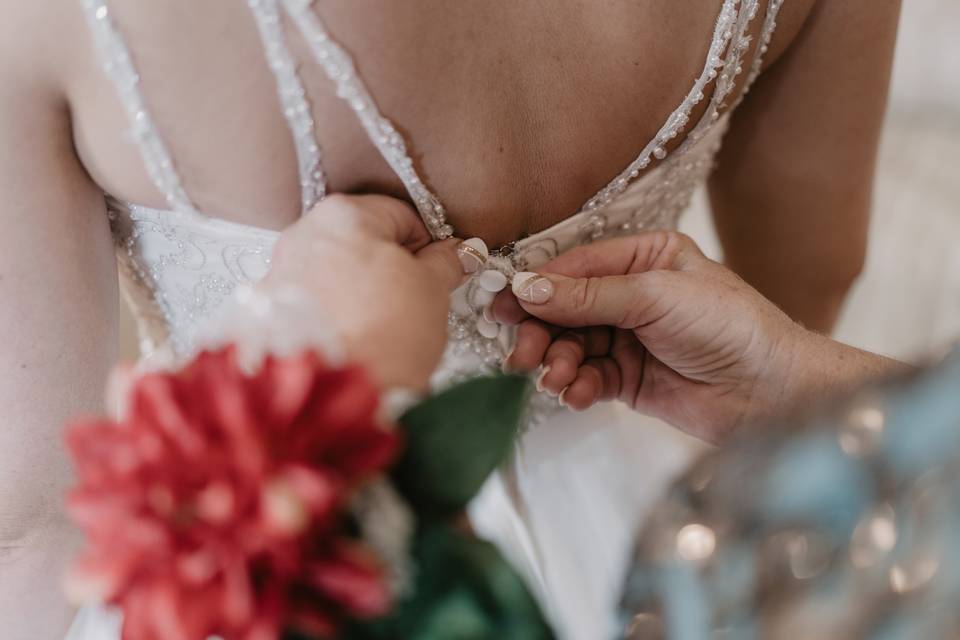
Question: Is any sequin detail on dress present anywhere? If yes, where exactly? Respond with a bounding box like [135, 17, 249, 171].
[739, 0, 786, 105]
[581, 0, 741, 213]
[281, 0, 454, 240]
[248, 0, 326, 212]
[80, 0, 200, 218]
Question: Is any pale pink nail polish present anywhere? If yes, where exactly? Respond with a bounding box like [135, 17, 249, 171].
[457, 238, 489, 274]
[501, 347, 516, 373]
[512, 272, 553, 304]
[535, 365, 552, 393]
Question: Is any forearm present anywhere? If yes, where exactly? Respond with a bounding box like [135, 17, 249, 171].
[761, 326, 911, 420]
[708, 182, 866, 334]
[0, 438, 86, 638]
[1, 525, 79, 640]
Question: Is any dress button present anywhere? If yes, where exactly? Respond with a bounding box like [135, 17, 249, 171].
[476, 316, 501, 339]
[478, 269, 508, 292]
[473, 288, 496, 307]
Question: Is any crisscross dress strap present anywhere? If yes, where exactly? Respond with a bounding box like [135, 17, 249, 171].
[686, 0, 763, 140]
[736, 0, 787, 107]
[247, 0, 326, 213]
[581, 0, 744, 213]
[81, 0, 201, 217]
[281, 0, 454, 240]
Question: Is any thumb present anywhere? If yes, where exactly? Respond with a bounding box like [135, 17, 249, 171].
[416, 238, 469, 292]
[510, 270, 661, 329]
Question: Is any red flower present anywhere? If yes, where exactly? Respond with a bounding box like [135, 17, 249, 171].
[66, 347, 401, 640]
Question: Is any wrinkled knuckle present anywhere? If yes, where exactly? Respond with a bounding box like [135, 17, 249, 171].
[623, 272, 665, 326]
[637, 270, 669, 298]
[570, 277, 594, 311]
[660, 230, 689, 255]
[669, 231, 694, 247]
[555, 340, 583, 362]
[649, 230, 699, 269]
[383, 196, 417, 218]
[668, 231, 704, 261]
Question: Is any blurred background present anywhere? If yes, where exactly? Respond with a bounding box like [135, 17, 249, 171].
[119, 0, 960, 363]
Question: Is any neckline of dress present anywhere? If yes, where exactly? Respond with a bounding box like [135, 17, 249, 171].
[281, 0, 745, 246]
[93, 0, 763, 252]
[108, 140, 698, 253]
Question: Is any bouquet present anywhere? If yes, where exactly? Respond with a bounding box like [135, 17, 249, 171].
[65, 345, 553, 640]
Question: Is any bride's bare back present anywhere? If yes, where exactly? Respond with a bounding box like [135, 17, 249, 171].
[66, 0, 821, 243]
[0, 0, 901, 637]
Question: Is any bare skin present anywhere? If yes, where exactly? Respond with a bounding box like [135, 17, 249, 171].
[494, 232, 908, 444]
[0, 0, 900, 636]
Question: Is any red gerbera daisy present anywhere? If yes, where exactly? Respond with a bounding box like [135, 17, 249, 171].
[66, 347, 400, 640]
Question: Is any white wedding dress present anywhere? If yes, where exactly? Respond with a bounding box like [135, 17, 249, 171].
[67, 1, 784, 638]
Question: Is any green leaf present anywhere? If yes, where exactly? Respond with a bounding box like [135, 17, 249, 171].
[393, 375, 531, 516]
[344, 525, 555, 640]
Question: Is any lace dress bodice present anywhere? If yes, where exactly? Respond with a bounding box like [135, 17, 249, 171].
[85, 0, 785, 411]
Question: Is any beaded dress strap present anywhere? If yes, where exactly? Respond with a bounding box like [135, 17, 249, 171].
[580, 0, 742, 214]
[687, 0, 763, 142]
[80, 0, 200, 218]
[281, 0, 453, 240]
[734, 0, 787, 108]
[247, 0, 326, 214]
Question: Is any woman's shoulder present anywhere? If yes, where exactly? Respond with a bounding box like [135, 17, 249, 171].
[0, 0, 90, 104]
[762, 0, 902, 74]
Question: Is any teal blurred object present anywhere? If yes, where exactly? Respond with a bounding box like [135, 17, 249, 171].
[620, 350, 960, 640]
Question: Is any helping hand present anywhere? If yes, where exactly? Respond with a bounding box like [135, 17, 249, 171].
[263, 194, 466, 391]
[493, 231, 807, 443]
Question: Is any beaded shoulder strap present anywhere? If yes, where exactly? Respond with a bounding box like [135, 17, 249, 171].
[247, 0, 326, 213]
[686, 0, 763, 141]
[281, 0, 453, 240]
[734, 0, 787, 108]
[581, 0, 743, 213]
[80, 0, 200, 217]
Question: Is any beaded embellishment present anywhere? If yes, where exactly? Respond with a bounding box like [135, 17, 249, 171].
[248, 0, 326, 213]
[281, 0, 454, 240]
[80, 0, 200, 217]
[581, 0, 741, 214]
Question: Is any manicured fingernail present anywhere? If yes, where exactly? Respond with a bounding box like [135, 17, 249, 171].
[457, 237, 489, 274]
[535, 366, 552, 393]
[482, 305, 496, 323]
[558, 386, 570, 408]
[501, 347, 516, 373]
[512, 272, 553, 304]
